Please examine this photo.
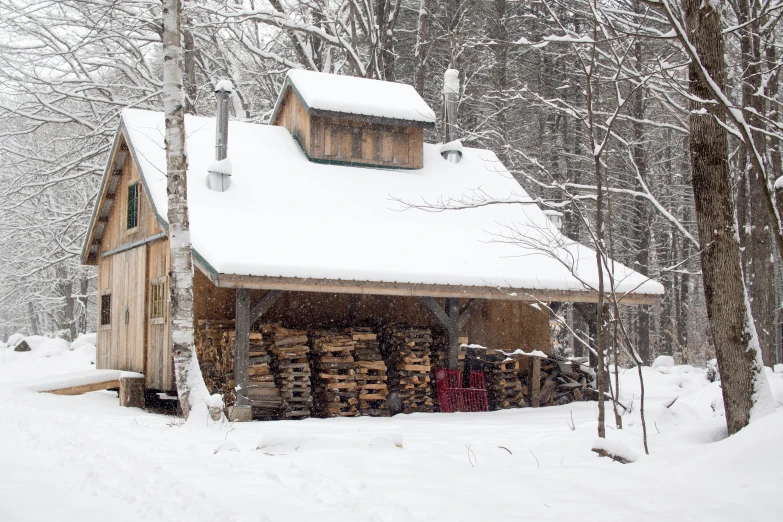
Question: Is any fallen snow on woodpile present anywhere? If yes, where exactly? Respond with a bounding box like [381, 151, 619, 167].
[0, 353, 781, 521]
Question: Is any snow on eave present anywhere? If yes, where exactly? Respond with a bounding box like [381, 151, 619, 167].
[81, 129, 120, 265]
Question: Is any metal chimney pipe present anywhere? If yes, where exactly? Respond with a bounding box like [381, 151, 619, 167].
[208, 80, 233, 192]
[443, 69, 459, 143]
[215, 80, 232, 161]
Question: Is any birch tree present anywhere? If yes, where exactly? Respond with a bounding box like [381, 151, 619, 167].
[162, 0, 219, 422]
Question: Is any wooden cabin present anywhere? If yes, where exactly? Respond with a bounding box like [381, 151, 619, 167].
[82, 71, 662, 417]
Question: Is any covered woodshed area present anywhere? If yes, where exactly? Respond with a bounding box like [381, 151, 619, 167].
[190, 266, 655, 421]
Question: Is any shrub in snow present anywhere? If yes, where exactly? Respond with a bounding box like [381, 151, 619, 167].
[652, 355, 675, 373]
[706, 359, 720, 382]
[6, 333, 24, 347]
[13, 339, 31, 352]
[774, 364, 783, 375]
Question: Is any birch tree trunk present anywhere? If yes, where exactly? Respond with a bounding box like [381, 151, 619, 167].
[683, 0, 774, 435]
[162, 0, 219, 422]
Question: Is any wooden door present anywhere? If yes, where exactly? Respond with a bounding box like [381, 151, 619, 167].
[109, 246, 146, 373]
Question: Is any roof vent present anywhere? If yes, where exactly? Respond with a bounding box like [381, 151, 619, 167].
[440, 140, 463, 163]
[543, 209, 564, 231]
[208, 80, 233, 192]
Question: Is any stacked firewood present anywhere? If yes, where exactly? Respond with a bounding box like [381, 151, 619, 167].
[464, 345, 525, 410]
[194, 320, 236, 404]
[262, 324, 313, 419]
[350, 327, 389, 416]
[310, 330, 358, 418]
[381, 324, 434, 414]
[245, 330, 283, 418]
[518, 354, 598, 406]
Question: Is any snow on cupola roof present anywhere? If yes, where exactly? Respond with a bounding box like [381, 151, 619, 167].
[272, 70, 437, 126]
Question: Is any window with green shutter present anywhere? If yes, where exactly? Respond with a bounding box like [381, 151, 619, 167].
[127, 183, 139, 229]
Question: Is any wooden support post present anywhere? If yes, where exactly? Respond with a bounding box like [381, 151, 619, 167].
[445, 298, 460, 370]
[531, 357, 541, 408]
[234, 288, 251, 411]
[119, 374, 145, 408]
[419, 297, 482, 370]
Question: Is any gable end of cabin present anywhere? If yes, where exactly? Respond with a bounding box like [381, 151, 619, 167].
[85, 131, 174, 391]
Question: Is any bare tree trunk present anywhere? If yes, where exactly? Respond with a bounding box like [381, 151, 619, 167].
[375, 0, 399, 81]
[27, 301, 39, 335]
[413, 0, 433, 95]
[630, 35, 651, 364]
[78, 271, 89, 335]
[182, 15, 198, 115]
[162, 0, 218, 422]
[65, 278, 75, 341]
[684, 0, 774, 435]
[735, 0, 775, 366]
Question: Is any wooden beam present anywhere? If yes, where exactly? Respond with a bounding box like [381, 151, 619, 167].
[100, 232, 166, 259]
[420, 296, 450, 326]
[235, 288, 251, 408]
[216, 273, 661, 306]
[48, 380, 120, 395]
[250, 290, 283, 323]
[119, 375, 145, 408]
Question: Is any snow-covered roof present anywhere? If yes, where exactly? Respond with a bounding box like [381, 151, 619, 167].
[274, 70, 437, 125]
[115, 109, 663, 301]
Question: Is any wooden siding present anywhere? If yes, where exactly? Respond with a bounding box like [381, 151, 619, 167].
[272, 88, 424, 169]
[146, 239, 173, 390]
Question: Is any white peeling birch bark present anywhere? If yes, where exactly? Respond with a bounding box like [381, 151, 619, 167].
[162, 0, 221, 423]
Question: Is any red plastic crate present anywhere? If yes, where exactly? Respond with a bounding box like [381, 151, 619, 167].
[436, 369, 489, 413]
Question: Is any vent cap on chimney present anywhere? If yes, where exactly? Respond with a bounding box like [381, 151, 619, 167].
[542, 209, 564, 231]
[443, 69, 459, 95]
[215, 79, 234, 93]
[440, 139, 463, 163]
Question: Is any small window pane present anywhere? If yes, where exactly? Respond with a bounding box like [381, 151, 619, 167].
[100, 294, 111, 326]
[127, 183, 139, 229]
[150, 281, 165, 320]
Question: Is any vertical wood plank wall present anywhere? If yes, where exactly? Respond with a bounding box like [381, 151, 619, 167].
[273, 88, 424, 169]
[146, 240, 172, 390]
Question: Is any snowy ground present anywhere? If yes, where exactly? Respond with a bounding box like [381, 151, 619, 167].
[1, 336, 782, 522]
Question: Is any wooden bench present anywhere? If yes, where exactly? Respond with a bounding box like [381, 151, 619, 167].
[34, 370, 146, 409]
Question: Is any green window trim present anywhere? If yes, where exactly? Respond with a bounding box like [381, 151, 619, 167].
[127, 183, 139, 229]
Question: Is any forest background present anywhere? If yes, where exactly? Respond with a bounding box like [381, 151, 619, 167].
[1, 0, 781, 368]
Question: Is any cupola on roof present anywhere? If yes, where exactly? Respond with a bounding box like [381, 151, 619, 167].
[273, 70, 436, 127]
